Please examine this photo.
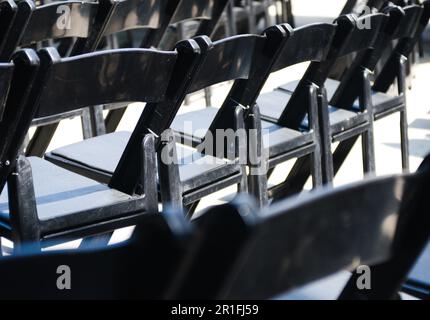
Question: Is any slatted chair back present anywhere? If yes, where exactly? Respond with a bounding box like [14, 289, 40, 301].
[167, 155, 430, 299]
[0, 210, 194, 299]
[279, 13, 388, 129]
[0, 49, 40, 192]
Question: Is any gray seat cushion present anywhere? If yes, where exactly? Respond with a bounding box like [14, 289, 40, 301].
[172, 107, 219, 143]
[278, 78, 339, 99]
[47, 131, 240, 194]
[278, 78, 400, 116]
[172, 107, 314, 158]
[0, 157, 142, 235]
[256, 90, 293, 123]
[262, 79, 342, 124]
[258, 88, 363, 131]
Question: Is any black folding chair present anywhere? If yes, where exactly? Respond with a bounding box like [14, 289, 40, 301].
[0, 41, 200, 252]
[45, 27, 289, 216]
[254, 12, 395, 197]
[326, 3, 428, 173]
[0, 209, 194, 299]
[171, 22, 339, 206]
[167, 155, 430, 299]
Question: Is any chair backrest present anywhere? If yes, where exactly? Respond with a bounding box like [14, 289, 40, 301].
[0, 0, 113, 61]
[279, 13, 388, 129]
[97, 0, 228, 51]
[167, 155, 430, 299]
[0, 211, 194, 299]
[373, 0, 430, 92]
[0, 0, 18, 58]
[153, 0, 230, 50]
[320, 13, 388, 79]
[0, 49, 39, 192]
[187, 33, 284, 94]
[35, 48, 178, 118]
[271, 23, 337, 72]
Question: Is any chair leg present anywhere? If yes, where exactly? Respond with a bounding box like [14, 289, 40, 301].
[81, 108, 94, 140]
[88, 105, 106, 137]
[19, 134, 30, 155]
[308, 84, 322, 189]
[105, 107, 127, 134]
[226, 0, 237, 36]
[26, 123, 59, 157]
[8, 157, 41, 253]
[141, 134, 159, 213]
[246, 105, 268, 207]
[238, 167, 249, 194]
[317, 88, 334, 185]
[400, 109, 410, 171]
[159, 129, 183, 211]
[311, 145, 323, 188]
[284, 0, 295, 27]
[248, 164, 268, 208]
[204, 87, 212, 107]
[320, 136, 334, 185]
[361, 127, 376, 175]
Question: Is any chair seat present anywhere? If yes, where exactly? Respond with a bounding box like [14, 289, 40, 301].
[278, 78, 339, 99]
[0, 157, 145, 237]
[257, 88, 366, 135]
[171, 107, 315, 158]
[277, 78, 402, 117]
[46, 131, 240, 194]
[261, 79, 340, 122]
